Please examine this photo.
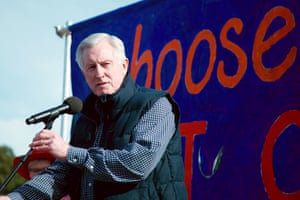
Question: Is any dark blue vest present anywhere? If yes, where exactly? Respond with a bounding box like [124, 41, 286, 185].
[68, 74, 187, 199]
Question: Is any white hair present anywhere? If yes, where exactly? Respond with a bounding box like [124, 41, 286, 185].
[75, 33, 127, 69]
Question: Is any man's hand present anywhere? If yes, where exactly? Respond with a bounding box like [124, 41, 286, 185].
[0, 196, 11, 200]
[30, 129, 70, 160]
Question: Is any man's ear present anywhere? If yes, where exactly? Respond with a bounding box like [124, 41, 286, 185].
[122, 58, 129, 74]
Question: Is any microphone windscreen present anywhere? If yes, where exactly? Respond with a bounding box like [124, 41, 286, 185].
[63, 96, 83, 114]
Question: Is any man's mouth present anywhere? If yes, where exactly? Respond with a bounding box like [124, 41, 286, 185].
[96, 82, 108, 87]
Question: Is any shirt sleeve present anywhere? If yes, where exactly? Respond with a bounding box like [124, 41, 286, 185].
[7, 192, 24, 200]
[8, 160, 71, 200]
[66, 96, 176, 182]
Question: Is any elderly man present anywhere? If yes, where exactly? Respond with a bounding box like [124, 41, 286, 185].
[0, 33, 187, 200]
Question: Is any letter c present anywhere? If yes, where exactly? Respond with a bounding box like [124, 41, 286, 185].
[261, 110, 300, 200]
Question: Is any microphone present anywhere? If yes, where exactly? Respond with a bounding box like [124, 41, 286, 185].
[25, 96, 83, 125]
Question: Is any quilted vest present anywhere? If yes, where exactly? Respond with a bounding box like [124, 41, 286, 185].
[68, 74, 187, 200]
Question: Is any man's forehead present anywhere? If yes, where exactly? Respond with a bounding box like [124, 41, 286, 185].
[83, 43, 116, 62]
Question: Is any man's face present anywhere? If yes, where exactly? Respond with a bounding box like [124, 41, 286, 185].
[28, 159, 51, 179]
[81, 39, 128, 96]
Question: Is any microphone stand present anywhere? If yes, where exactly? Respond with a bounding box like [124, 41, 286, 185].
[0, 115, 57, 193]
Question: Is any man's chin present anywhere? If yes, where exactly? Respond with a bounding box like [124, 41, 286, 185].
[95, 89, 113, 96]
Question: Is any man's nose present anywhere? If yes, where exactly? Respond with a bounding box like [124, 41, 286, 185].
[95, 64, 105, 77]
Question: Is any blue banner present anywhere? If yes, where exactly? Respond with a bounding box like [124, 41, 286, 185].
[69, 0, 300, 199]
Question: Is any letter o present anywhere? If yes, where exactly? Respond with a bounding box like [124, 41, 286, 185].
[185, 29, 216, 94]
[155, 39, 182, 96]
[261, 110, 300, 200]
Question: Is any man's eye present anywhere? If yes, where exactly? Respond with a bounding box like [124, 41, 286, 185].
[102, 62, 111, 67]
[87, 65, 96, 71]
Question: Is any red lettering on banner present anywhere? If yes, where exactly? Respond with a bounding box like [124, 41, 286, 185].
[185, 30, 216, 94]
[217, 17, 247, 88]
[131, 24, 153, 88]
[180, 121, 208, 200]
[253, 6, 297, 82]
[155, 39, 182, 96]
[261, 110, 300, 199]
[130, 6, 296, 95]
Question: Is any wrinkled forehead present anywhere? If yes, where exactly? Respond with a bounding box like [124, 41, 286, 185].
[83, 41, 116, 62]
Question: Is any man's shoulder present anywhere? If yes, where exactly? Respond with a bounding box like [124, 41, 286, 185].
[136, 86, 166, 97]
